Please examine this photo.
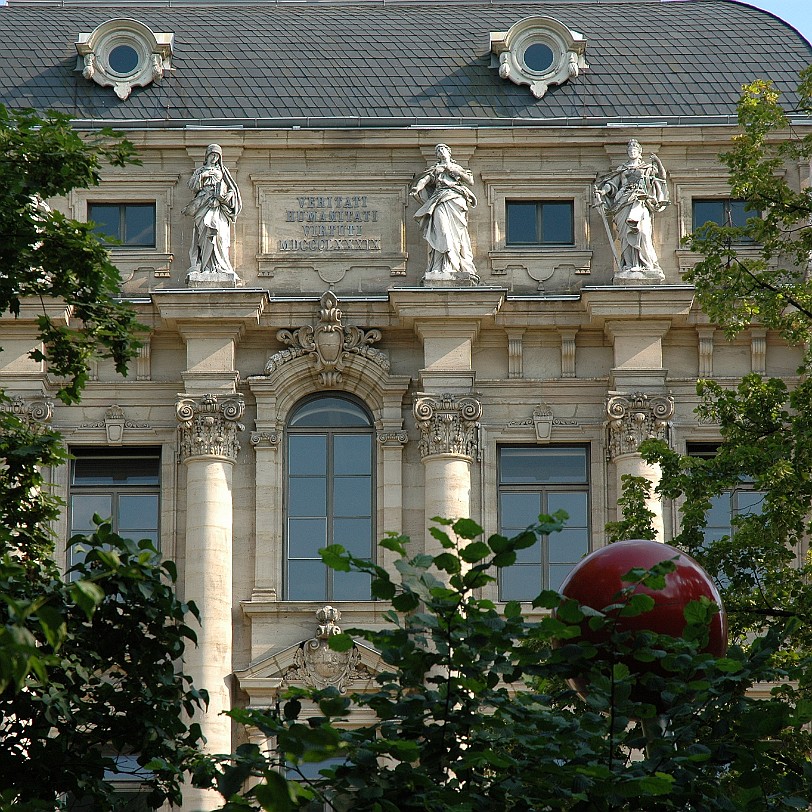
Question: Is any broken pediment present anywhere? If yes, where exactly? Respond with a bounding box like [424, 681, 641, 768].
[236, 606, 384, 709]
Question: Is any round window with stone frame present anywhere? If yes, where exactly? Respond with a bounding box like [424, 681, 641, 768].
[100, 35, 147, 78]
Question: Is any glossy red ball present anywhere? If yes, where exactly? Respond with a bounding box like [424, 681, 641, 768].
[558, 539, 727, 701]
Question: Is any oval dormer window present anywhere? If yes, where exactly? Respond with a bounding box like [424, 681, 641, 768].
[108, 44, 140, 75]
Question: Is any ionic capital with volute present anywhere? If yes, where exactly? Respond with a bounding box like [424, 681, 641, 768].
[414, 393, 482, 461]
[176, 393, 245, 462]
[605, 391, 674, 461]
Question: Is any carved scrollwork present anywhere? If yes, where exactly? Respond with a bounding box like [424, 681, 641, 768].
[265, 291, 389, 387]
[176, 393, 245, 462]
[605, 391, 674, 460]
[281, 606, 373, 695]
[2, 395, 54, 432]
[377, 430, 409, 447]
[250, 430, 281, 448]
[414, 393, 482, 461]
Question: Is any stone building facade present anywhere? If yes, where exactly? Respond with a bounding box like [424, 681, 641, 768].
[1, 0, 811, 808]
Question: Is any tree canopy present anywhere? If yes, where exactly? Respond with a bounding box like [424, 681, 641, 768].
[0, 107, 205, 812]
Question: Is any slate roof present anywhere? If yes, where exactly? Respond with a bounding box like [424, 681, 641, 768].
[1, 0, 810, 127]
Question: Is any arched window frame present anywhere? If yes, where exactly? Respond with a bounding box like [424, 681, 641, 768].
[284, 393, 376, 601]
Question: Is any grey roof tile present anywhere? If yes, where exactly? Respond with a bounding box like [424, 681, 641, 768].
[1, 0, 809, 125]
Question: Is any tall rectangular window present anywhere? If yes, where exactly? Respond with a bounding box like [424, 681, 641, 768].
[498, 446, 589, 600]
[506, 200, 574, 246]
[692, 199, 759, 239]
[687, 443, 765, 543]
[286, 396, 374, 601]
[69, 448, 160, 571]
[88, 203, 156, 247]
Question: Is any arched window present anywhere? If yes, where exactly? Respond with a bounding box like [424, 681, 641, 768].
[285, 395, 374, 600]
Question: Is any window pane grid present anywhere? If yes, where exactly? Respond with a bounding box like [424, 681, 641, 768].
[88, 203, 156, 247]
[68, 451, 160, 572]
[285, 398, 374, 601]
[498, 447, 589, 601]
[506, 200, 574, 246]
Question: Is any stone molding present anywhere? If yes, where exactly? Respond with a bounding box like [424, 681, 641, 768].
[265, 291, 389, 387]
[281, 606, 373, 695]
[176, 393, 245, 462]
[414, 392, 482, 461]
[605, 391, 674, 461]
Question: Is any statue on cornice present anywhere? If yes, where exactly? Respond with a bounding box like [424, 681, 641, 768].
[410, 144, 479, 286]
[594, 139, 670, 282]
[183, 144, 243, 285]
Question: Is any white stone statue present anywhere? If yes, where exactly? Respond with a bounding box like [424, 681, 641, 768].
[594, 139, 670, 282]
[410, 144, 479, 285]
[183, 143, 242, 284]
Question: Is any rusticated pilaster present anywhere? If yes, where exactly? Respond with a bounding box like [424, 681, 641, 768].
[176, 393, 245, 462]
[605, 391, 673, 461]
[414, 393, 482, 461]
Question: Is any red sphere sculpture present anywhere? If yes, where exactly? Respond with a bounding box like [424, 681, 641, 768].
[558, 539, 727, 702]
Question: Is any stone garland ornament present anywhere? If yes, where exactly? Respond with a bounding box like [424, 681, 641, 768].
[176, 393, 245, 462]
[594, 139, 670, 283]
[413, 393, 482, 460]
[265, 291, 389, 387]
[281, 606, 372, 694]
[605, 391, 674, 460]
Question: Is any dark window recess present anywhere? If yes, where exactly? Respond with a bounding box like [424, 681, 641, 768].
[68, 448, 160, 573]
[692, 199, 760, 238]
[506, 200, 574, 245]
[498, 446, 590, 601]
[88, 203, 156, 247]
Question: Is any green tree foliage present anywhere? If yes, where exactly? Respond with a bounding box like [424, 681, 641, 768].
[0, 526, 207, 812]
[639, 68, 812, 649]
[205, 520, 812, 811]
[0, 106, 205, 810]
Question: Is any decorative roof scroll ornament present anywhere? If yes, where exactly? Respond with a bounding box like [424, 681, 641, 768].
[605, 392, 674, 461]
[266, 291, 389, 387]
[281, 606, 373, 694]
[414, 393, 482, 461]
[176, 393, 245, 462]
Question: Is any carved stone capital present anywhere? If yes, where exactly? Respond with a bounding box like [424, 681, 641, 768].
[281, 606, 372, 695]
[605, 391, 674, 460]
[377, 430, 409, 447]
[266, 291, 389, 387]
[250, 429, 281, 449]
[413, 393, 482, 461]
[176, 393, 245, 462]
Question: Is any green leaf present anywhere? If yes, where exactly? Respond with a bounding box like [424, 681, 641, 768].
[619, 593, 655, 618]
[320, 544, 351, 572]
[459, 541, 490, 563]
[69, 579, 104, 619]
[253, 771, 295, 811]
[452, 517, 483, 539]
[35, 604, 66, 650]
[327, 633, 354, 652]
[433, 552, 461, 574]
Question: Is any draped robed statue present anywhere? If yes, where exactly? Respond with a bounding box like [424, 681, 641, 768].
[183, 143, 243, 285]
[594, 138, 670, 282]
[410, 144, 479, 286]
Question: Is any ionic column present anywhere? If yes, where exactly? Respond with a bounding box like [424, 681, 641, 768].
[605, 392, 674, 542]
[176, 393, 244, 810]
[414, 393, 482, 556]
